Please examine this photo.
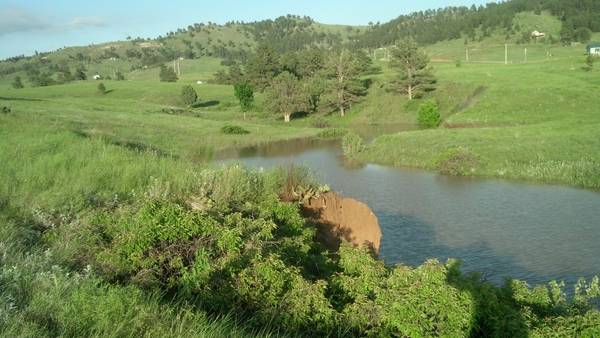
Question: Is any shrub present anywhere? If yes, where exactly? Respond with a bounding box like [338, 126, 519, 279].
[12, 76, 24, 89]
[97, 83, 107, 95]
[417, 100, 441, 128]
[181, 85, 198, 106]
[455, 59, 462, 67]
[311, 116, 331, 128]
[159, 65, 178, 82]
[221, 125, 250, 135]
[1, 106, 11, 114]
[342, 131, 366, 158]
[436, 147, 480, 176]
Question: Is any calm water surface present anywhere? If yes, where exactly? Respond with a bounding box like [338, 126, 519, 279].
[217, 138, 600, 286]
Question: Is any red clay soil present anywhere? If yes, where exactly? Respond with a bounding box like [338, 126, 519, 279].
[302, 192, 382, 254]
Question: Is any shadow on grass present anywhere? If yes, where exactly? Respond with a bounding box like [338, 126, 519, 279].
[193, 100, 220, 108]
[0, 96, 45, 102]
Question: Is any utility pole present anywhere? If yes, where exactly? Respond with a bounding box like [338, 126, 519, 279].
[505, 44, 508, 65]
[466, 48, 469, 62]
[524, 48, 528, 63]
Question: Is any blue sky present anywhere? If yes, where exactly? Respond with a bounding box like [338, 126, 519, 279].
[0, 0, 492, 59]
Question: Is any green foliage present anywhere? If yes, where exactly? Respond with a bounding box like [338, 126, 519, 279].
[390, 39, 436, 100]
[159, 65, 178, 82]
[417, 100, 441, 128]
[115, 71, 126, 81]
[181, 85, 198, 106]
[266, 71, 307, 123]
[233, 82, 254, 112]
[317, 128, 349, 139]
[436, 147, 480, 176]
[245, 44, 280, 91]
[12, 76, 24, 89]
[323, 49, 366, 116]
[1, 106, 10, 114]
[221, 125, 250, 135]
[311, 116, 330, 128]
[97, 82, 107, 95]
[342, 131, 366, 158]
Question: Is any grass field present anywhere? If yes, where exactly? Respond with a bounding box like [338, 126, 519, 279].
[360, 48, 600, 189]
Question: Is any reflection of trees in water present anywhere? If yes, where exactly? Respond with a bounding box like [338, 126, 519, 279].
[236, 138, 339, 158]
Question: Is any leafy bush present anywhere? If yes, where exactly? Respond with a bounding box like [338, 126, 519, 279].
[311, 116, 331, 128]
[159, 65, 178, 82]
[417, 100, 441, 128]
[342, 131, 366, 158]
[181, 85, 198, 106]
[221, 125, 250, 135]
[234, 83, 254, 112]
[436, 147, 480, 176]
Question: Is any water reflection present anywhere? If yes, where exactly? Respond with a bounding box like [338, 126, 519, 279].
[216, 139, 600, 286]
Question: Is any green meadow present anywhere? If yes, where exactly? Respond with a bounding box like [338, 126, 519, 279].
[359, 46, 600, 189]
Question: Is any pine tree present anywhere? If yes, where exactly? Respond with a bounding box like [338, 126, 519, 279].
[181, 85, 198, 106]
[323, 49, 365, 117]
[245, 44, 280, 91]
[389, 39, 436, 100]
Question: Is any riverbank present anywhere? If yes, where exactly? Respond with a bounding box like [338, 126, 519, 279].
[357, 59, 600, 190]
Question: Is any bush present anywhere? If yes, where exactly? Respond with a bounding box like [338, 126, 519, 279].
[221, 125, 250, 135]
[159, 65, 178, 82]
[342, 131, 366, 158]
[311, 116, 331, 128]
[417, 100, 441, 128]
[181, 85, 198, 106]
[97, 82, 107, 95]
[1, 106, 11, 114]
[436, 147, 480, 176]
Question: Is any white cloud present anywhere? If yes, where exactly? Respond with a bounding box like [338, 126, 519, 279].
[0, 8, 50, 35]
[0, 8, 108, 36]
[67, 16, 107, 29]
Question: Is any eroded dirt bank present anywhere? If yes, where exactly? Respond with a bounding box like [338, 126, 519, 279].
[302, 192, 381, 254]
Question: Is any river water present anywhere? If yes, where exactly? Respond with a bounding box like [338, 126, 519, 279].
[217, 138, 600, 287]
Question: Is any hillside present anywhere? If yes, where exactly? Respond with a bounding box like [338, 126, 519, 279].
[2, 1, 600, 337]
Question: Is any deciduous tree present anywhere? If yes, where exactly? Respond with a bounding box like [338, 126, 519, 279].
[266, 71, 306, 123]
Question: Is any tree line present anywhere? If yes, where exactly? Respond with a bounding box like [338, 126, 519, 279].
[218, 41, 436, 123]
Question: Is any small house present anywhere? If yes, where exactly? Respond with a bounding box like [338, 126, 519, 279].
[93, 74, 102, 80]
[587, 43, 600, 55]
[196, 80, 203, 85]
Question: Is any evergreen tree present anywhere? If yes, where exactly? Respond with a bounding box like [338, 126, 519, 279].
[97, 82, 107, 95]
[181, 85, 198, 106]
[323, 49, 365, 117]
[389, 39, 436, 100]
[12, 76, 24, 89]
[266, 71, 306, 123]
[75, 66, 87, 80]
[245, 44, 280, 91]
[115, 71, 125, 81]
[159, 65, 178, 82]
